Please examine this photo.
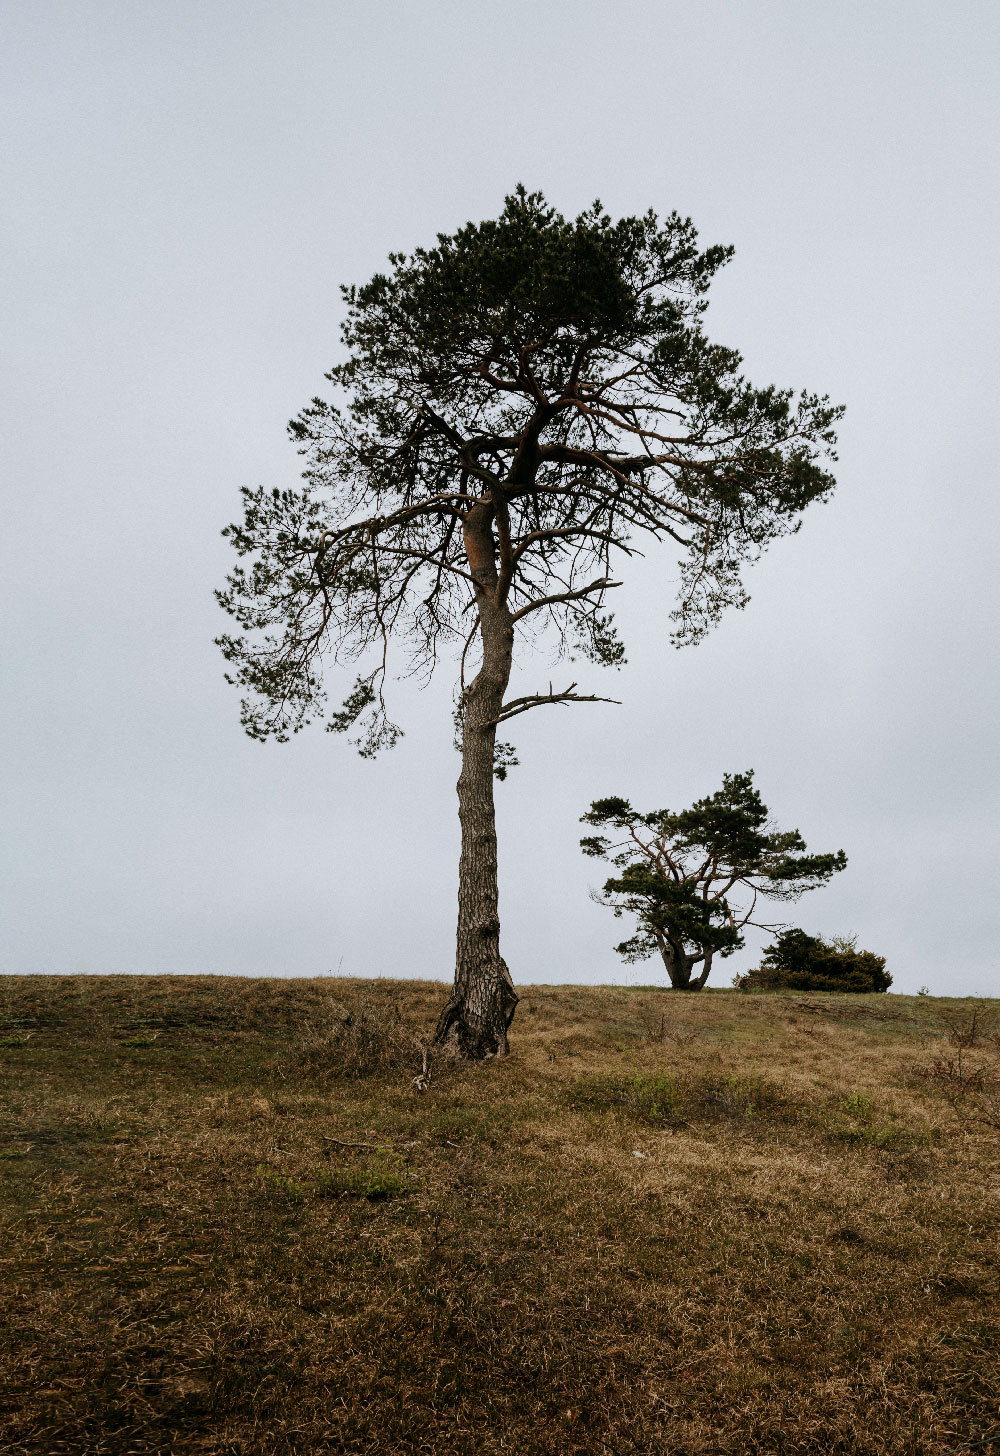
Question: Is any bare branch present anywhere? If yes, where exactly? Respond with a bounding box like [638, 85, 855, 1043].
[510, 577, 621, 624]
[510, 525, 636, 570]
[490, 682, 621, 726]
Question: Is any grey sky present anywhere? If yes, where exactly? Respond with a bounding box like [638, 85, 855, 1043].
[2, 0, 998, 995]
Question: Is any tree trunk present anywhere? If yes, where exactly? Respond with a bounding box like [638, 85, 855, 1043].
[657, 935, 710, 990]
[691, 949, 714, 991]
[433, 510, 519, 1058]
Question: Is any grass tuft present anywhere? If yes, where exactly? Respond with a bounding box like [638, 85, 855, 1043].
[292, 989, 418, 1080]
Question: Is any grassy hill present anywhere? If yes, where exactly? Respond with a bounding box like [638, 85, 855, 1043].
[1, 975, 998, 1455]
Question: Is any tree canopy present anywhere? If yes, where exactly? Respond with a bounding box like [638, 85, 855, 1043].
[581, 772, 847, 989]
[217, 188, 842, 753]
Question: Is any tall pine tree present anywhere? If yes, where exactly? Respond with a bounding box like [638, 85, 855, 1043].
[217, 189, 842, 1056]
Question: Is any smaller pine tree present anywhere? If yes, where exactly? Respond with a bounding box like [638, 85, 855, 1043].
[581, 772, 846, 990]
[736, 929, 890, 994]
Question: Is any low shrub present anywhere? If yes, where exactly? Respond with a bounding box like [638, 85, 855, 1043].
[735, 929, 891, 994]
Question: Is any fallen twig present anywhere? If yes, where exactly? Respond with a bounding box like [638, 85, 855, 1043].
[413, 1045, 431, 1093]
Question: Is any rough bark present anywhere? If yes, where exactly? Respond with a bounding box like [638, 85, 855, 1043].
[657, 935, 714, 991]
[691, 949, 714, 991]
[433, 509, 519, 1058]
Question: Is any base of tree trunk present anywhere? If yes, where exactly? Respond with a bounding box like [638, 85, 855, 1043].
[433, 959, 519, 1059]
[661, 953, 713, 991]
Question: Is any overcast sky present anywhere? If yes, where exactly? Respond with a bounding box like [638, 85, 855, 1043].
[3, 0, 998, 995]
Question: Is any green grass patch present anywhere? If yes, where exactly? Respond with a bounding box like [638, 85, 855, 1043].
[571, 1070, 928, 1149]
[258, 1154, 413, 1203]
[570, 1068, 803, 1130]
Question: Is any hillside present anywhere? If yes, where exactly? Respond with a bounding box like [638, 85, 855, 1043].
[1, 975, 998, 1455]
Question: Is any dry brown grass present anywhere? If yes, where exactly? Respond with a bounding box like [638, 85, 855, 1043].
[1, 975, 998, 1455]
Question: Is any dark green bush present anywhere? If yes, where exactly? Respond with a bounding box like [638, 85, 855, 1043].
[736, 929, 891, 993]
